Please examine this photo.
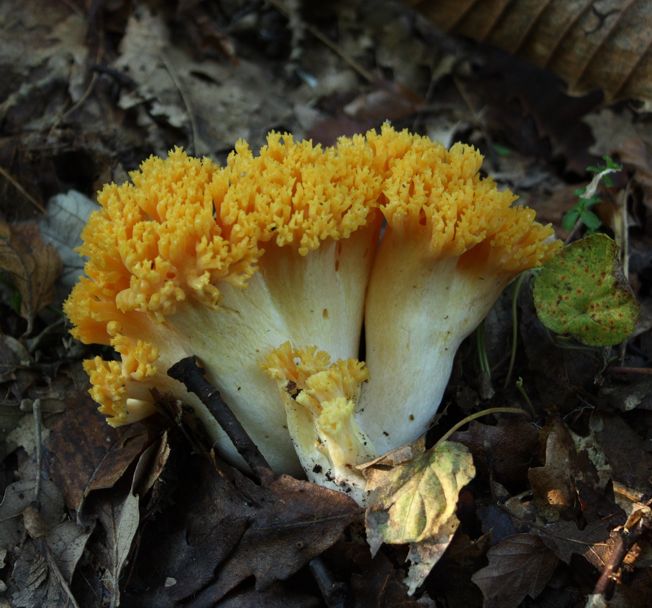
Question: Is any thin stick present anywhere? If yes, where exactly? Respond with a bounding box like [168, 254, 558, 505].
[266, 0, 374, 83]
[0, 166, 46, 213]
[608, 366, 652, 376]
[309, 557, 350, 608]
[161, 52, 198, 155]
[504, 272, 526, 388]
[167, 356, 272, 479]
[438, 406, 529, 445]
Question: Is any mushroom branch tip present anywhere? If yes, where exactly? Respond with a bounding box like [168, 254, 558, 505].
[65, 123, 560, 499]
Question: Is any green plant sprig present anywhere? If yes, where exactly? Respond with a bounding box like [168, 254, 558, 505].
[562, 155, 622, 233]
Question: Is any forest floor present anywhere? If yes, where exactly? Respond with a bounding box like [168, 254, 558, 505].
[1, 1, 652, 607]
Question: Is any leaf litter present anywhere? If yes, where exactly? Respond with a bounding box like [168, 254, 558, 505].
[2, 0, 652, 607]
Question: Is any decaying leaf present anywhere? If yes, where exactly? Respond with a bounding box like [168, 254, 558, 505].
[113, 5, 292, 155]
[39, 191, 99, 289]
[8, 520, 94, 607]
[363, 440, 475, 594]
[350, 550, 435, 608]
[471, 534, 558, 608]
[0, 478, 64, 550]
[452, 418, 538, 487]
[533, 234, 639, 345]
[94, 490, 140, 605]
[127, 438, 359, 607]
[528, 420, 590, 515]
[592, 413, 652, 495]
[408, 0, 652, 106]
[46, 395, 150, 511]
[0, 221, 62, 327]
[188, 473, 360, 606]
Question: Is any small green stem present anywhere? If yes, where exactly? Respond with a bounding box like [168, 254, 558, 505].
[504, 273, 526, 389]
[437, 406, 529, 445]
[515, 377, 536, 417]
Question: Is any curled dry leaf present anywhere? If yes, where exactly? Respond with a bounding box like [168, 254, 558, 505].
[0, 221, 62, 328]
[363, 440, 475, 594]
[408, 0, 652, 106]
[45, 394, 150, 511]
[471, 534, 559, 608]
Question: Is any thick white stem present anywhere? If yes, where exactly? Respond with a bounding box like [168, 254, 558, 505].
[358, 231, 508, 455]
[260, 223, 377, 361]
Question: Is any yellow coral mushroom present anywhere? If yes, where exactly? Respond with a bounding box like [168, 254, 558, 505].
[65, 123, 559, 495]
[65, 137, 382, 474]
[262, 342, 372, 501]
[357, 127, 561, 453]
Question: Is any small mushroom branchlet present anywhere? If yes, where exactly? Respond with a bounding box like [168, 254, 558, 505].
[65, 125, 559, 501]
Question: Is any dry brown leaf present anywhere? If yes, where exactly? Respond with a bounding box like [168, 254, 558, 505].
[471, 534, 559, 608]
[45, 394, 150, 511]
[127, 438, 359, 607]
[0, 221, 62, 327]
[409, 0, 652, 105]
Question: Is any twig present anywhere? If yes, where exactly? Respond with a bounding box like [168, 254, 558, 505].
[438, 406, 529, 444]
[590, 507, 650, 602]
[309, 557, 350, 608]
[161, 52, 198, 154]
[0, 165, 46, 213]
[607, 366, 652, 376]
[266, 0, 374, 83]
[168, 356, 272, 479]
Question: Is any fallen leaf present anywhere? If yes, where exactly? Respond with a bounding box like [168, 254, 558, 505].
[126, 436, 359, 607]
[533, 234, 639, 346]
[585, 109, 652, 208]
[408, 0, 652, 106]
[45, 394, 150, 511]
[210, 582, 320, 608]
[113, 5, 292, 155]
[39, 190, 99, 289]
[0, 0, 88, 132]
[537, 517, 623, 565]
[192, 473, 360, 605]
[6, 516, 92, 607]
[350, 551, 435, 608]
[471, 534, 558, 608]
[592, 413, 652, 495]
[44, 520, 94, 582]
[0, 478, 64, 550]
[452, 418, 538, 488]
[528, 421, 586, 516]
[0, 221, 62, 327]
[91, 489, 140, 606]
[364, 440, 475, 594]
[8, 542, 61, 608]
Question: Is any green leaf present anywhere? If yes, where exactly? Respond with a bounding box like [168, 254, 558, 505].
[579, 209, 602, 231]
[363, 440, 475, 594]
[561, 209, 580, 231]
[533, 234, 639, 346]
[493, 143, 511, 157]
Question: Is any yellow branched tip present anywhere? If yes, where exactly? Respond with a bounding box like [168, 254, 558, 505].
[368, 125, 561, 273]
